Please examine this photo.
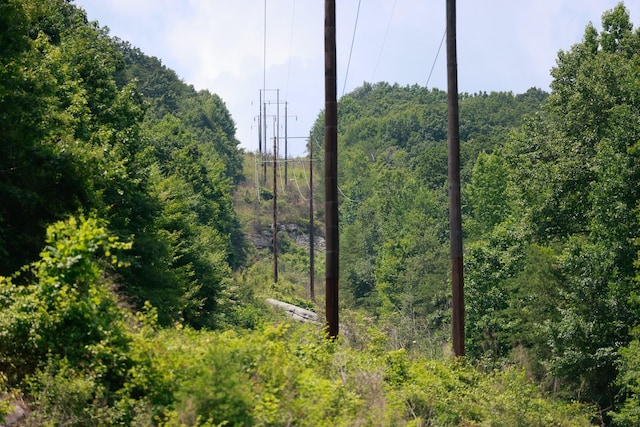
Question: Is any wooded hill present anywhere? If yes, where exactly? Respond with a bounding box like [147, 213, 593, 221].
[1, 0, 639, 425]
[0, 0, 246, 330]
[310, 4, 640, 420]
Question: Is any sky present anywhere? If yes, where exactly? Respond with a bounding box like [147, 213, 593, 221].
[72, 0, 638, 157]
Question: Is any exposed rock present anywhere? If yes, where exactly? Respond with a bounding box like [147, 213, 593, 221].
[252, 230, 273, 250]
[265, 298, 320, 324]
[1, 399, 27, 427]
[284, 223, 300, 233]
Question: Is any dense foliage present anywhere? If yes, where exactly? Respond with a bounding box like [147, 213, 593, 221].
[0, 215, 592, 425]
[1, 0, 639, 425]
[463, 4, 640, 421]
[0, 0, 244, 328]
[307, 3, 640, 423]
[0, 214, 591, 425]
[308, 83, 547, 353]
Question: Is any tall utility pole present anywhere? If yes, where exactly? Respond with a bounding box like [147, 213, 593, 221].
[263, 100, 267, 183]
[262, 0, 267, 184]
[283, 107, 298, 189]
[447, 0, 464, 357]
[285, 102, 289, 187]
[309, 133, 315, 301]
[272, 135, 278, 284]
[258, 90, 263, 160]
[276, 89, 280, 159]
[324, 0, 339, 338]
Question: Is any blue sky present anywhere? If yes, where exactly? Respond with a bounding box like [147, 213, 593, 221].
[72, 0, 637, 156]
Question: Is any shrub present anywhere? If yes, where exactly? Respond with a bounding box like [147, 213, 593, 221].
[0, 215, 132, 384]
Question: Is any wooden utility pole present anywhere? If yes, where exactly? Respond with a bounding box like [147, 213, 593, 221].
[273, 135, 278, 284]
[309, 133, 315, 301]
[284, 109, 298, 189]
[276, 89, 280, 159]
[263, 101, 267, 183]
[447, 0, 464, 357]
[285, 102, 289, 187]
[258, 90, 262, 160]
[324, 0, 339, 338]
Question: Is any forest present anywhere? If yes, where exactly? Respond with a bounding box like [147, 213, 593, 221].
[1, 0, 639, 425]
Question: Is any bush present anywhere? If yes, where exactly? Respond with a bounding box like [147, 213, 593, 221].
[0, 215, 132, 384]
[130, 320, 593, 427]
[0, 215, 595, 426]
[0, 214, 155, 425]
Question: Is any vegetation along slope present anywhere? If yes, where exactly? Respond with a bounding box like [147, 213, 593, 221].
[1, 0, 639, 425]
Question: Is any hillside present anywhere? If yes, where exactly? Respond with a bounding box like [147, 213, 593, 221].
[1, 0, 640, 425]
[0, 0, 246, 329]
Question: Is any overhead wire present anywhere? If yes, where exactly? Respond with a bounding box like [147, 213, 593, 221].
[342, 0, 362, 97]
[285, 0, 296, 100]
[291, 168, 309, 201]
[256, 3, 448, 211]
[278, 151, 287, 195]
[298, 158, 311, 190]
[338, 186, 359, 203]
[426, 29, 446, 88]
[372, 0, 397, 81]
[263, 0, 267, 94]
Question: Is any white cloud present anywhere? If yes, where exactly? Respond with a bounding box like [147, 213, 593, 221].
[163, 1, 322, 88]
[74, 0, 638, 154]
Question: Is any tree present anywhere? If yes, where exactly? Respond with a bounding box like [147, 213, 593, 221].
[465, 151, 511, 236]
[466, 3, 640, 414]
[0, 0, 145, 274]
[310, 82, 546, 353]
[0, 0, 245, 329]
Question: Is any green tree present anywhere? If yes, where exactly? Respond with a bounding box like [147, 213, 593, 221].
[0, 0, 151, 277]
[537, 4, 640, 408]
[467, 3, 640, 415]
[311, 82, 546, 354]
[0, 0, 245, 329]
[612, 327, 640, 426]
[465, 151, 511, 236]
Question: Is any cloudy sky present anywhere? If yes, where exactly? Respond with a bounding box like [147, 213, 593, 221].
[72, 0, 637, 156]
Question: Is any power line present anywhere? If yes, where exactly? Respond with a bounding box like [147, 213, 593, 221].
[291, 169, 309, 201]
[372, 0, 397, 81]
[285, 0, 296, 100]
[263, 0, 267, 94]
[342, 0, 362, 97]
[278, 150, 287, 195]
[262, 1, 267, 183]
[298, 158, 311, 190]
[426, 29, 446, 88]
[338, 186, 358, 203]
